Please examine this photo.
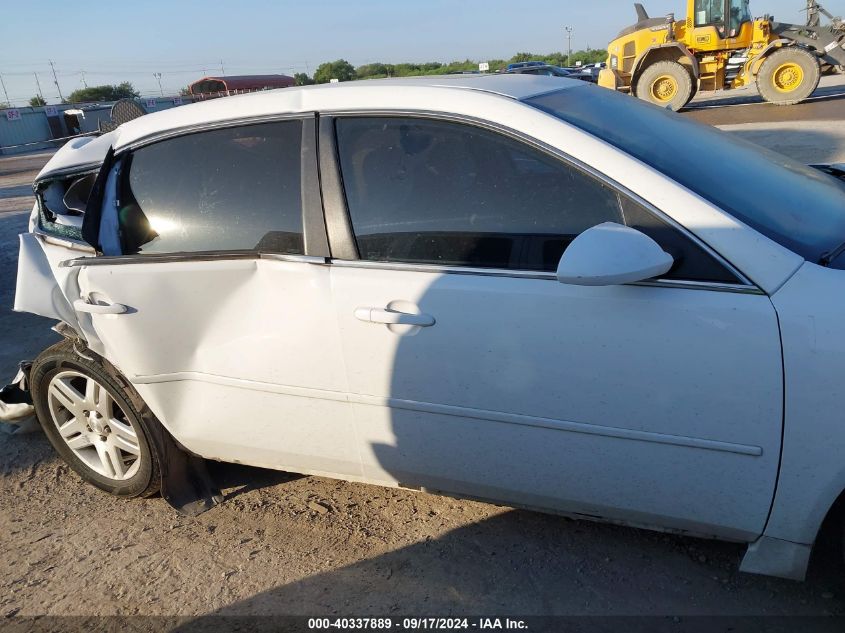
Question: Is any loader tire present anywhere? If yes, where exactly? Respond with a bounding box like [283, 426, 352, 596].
[757, 47, 821, 105]
[635, 61, 693, 112]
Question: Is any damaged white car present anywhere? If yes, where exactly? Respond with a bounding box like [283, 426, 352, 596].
[4, 75, 845, 582]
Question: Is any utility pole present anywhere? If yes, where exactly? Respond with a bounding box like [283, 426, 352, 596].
[81, 70, 88, 88]
[49, 60, 65, 102]
[564, 26, 574, 67]
[153, 72, 164, 96]
[0, 73, 10, 105]
[34, 72, 44, 101]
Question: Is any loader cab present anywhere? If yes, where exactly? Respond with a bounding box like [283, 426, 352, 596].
[689, 0, 753, 47]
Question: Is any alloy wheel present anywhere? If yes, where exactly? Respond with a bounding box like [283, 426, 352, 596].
[46, 370, 142, 480]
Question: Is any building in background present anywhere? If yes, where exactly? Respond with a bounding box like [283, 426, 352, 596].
[188, 74, 295, 98]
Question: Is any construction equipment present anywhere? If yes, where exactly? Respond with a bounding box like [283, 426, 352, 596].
[599, 0, 845, 110]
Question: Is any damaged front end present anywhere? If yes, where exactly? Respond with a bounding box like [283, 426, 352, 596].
[3, 141, 223, 515]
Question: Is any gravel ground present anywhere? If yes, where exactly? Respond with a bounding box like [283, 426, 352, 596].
[2, 109, 845, 625]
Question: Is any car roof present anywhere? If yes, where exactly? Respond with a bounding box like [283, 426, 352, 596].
[37, 75, 581, 180]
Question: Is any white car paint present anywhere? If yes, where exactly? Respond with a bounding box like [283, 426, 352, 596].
[11, 75, 845, 581]
[330, 262, 781, 541]
[555, 222, 673, 285]
[77, 256, 361, 479]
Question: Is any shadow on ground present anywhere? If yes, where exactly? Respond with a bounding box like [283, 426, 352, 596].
[171, 506, 844, 622]
[685, 89, 845, 126]
[209, 461, 305, 502]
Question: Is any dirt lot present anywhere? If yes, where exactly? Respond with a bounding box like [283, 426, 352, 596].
[2, 93, 845, 626]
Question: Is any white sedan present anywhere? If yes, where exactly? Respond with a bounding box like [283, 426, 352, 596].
[4, 75, 845, 582]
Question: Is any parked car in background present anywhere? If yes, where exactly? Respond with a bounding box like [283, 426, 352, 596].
[567, 65, 601, 83]
[505, 61, 547, 71]
[5, 75, 845, 585]
[506, 64, 572, 77]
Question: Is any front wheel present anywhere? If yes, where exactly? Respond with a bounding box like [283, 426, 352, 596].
[30, 340, 161, 497]
[757, 47, 821, 106]
[634, 61, 694, 112]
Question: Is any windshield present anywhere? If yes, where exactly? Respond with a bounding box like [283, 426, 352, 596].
[526, 86, 845, 265]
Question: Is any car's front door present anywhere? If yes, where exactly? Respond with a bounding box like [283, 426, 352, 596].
[327, 115, 782, 539]
[71, 118, 360, 478]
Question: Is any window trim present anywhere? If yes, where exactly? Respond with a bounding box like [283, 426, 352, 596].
[120, 112, 329, 261]
[318, 115, 358, 260]
[322, 110, 755, 291]
[58, 247, 758, 295]
[330, 259, 761, 294]
[60, 251, 328, 268]
[39, 114, 329, 260]
[120, 112, 316, 153]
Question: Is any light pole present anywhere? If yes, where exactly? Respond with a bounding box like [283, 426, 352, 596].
[153, 72, 164, 96]
[564, 26, 574, 67]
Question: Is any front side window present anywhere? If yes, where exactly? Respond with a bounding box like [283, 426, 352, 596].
[121, 120, 304, 255]
[694, 0, 725, 27]
[335, 117, 736, 282]
[336, 117, 623, 272]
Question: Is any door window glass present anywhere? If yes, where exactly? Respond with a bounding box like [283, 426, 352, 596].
[694, 0, 724, 28]
[729, 0, 752, 35]
[335, 117, 736, 282]
[122, 120, 304, 255]
[336, 117, 624, 271]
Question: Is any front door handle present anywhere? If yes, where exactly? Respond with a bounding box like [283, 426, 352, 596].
[354, 307, 435, 327]
[73, 298, 128, 315]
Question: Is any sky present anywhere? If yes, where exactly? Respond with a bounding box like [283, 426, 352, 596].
[0, 0, 818, 106]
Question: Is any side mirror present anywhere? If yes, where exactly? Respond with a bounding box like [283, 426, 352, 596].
[556, 222, 673, 286]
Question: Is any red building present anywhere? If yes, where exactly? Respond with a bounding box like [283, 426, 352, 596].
[189, 74, 295, 98]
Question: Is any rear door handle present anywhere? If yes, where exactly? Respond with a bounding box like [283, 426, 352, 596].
[354, 307, 435, 327]
[73, 298, 128, 315]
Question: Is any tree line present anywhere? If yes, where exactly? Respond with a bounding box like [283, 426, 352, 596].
[17, 49, 606, 106]
[297, 49, 607, 85]
[26, 81, 139, 107]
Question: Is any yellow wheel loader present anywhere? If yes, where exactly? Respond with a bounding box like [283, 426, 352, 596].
[599, 0, 845, 110]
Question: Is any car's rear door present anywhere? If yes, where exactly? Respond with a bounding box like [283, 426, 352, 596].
[324, 114, 783, 540]
[69, 117, 360, 478]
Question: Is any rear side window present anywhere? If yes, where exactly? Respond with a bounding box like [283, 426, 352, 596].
[335, 116, 736, 281]
[122, 120, 304, 255]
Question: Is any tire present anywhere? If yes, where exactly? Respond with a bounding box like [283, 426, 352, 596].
[686, 77, 698, 107]
[30, 340, 161, 498]
[635, 61, 694, 112]
[757, 47, 821, 106]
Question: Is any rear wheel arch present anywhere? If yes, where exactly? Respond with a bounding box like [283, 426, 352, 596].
[30, 339, 222, 513]
[30, 339, 162, 497]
